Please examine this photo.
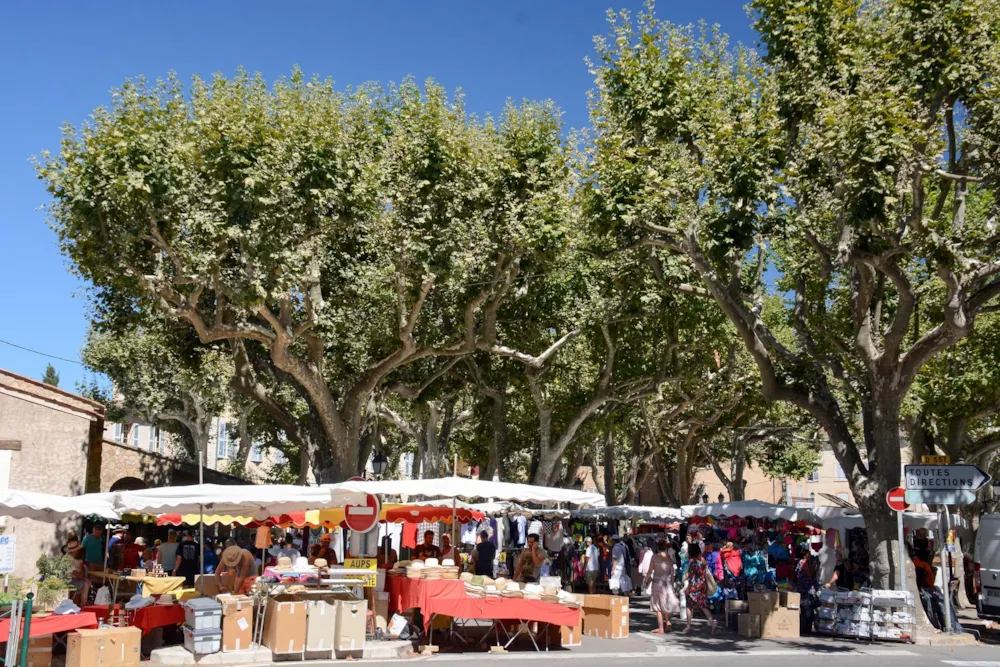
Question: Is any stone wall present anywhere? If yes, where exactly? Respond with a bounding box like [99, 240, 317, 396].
[0, 371, 103, 579]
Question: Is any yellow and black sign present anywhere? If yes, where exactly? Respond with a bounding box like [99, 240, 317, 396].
[921, 455, 950, 465]
[344, 557, 377, 587]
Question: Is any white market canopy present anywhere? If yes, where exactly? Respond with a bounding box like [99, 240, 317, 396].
[572, 505, 684, 521]
[0, 489, 120, 522]
[813, 506, 969, 532]
[338, 477, 606, 508]
[682, 499, 821, 524]
[112, 483, 368, 520]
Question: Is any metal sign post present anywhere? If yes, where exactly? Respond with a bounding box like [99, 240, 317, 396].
[903, 464, 989, 636]
[886, 488, 907, 592]
[940, 507, 952, 633]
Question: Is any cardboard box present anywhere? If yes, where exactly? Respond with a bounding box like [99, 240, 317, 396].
[26, 635, 52, 667]
[305, 597, 338, 653]
[217, 594, 254, 652]
[580, 595, 629, 639]
[545, 618, 583, 647]
[748, 592, 780, 617]
[217, 593, 253, 614]
[334, 596, 368, 653]
[66, 627, 141, 667]
[779, 591, 801, 609]
[760, 607, 799, 639]
[738, 613, 760, 638]
[373, 591, 389, 630]
[725, 599, 748, 614]
[262, 595, 307, 655]
[193, 573, 235, 598]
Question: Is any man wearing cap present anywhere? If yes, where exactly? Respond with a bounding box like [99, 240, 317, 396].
[584, 537, 600, 593]
[218, 543, 257, 595]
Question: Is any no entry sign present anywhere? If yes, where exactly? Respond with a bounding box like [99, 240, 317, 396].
[886, 487, 907, 512]
[344, 475, 380, 533]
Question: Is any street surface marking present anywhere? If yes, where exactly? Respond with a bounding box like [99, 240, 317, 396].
[351, 647, 918, 663]
[940, 663, 1000, 667]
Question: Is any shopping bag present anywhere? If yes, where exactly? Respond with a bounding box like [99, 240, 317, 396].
[93, 585, 112, 605]
[705, 569, 718, 597]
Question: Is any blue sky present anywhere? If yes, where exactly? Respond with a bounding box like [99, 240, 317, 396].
[0, 1, 754, 391]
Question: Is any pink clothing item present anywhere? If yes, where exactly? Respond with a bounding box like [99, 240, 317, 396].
[721, 547, 742, 577]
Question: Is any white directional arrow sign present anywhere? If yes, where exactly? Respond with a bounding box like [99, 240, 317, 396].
[904, 464, 991, 491]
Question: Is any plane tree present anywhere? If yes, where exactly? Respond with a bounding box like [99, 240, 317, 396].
[583, 1, 1000, 586]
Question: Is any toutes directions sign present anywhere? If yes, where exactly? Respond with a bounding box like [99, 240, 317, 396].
[904, 464, 991, 491]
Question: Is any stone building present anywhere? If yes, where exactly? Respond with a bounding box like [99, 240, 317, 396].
[0, 368, 245, 578]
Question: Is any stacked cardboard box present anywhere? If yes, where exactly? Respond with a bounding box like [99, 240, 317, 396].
[580, 595, 629, 639]
[66, 627, 141, 667]
[262, 595, 307, 657]
[217, 594, 254, 652]
[544, 618, 583, 647]
[25, 634, 52, 667]
[737, 592, 800, 639]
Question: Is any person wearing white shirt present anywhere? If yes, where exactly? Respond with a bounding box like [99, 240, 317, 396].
[584, 536, 600, 593]
[278, 539, 300, 560]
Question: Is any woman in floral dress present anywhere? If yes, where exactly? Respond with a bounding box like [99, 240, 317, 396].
[683, 543, 718, 634]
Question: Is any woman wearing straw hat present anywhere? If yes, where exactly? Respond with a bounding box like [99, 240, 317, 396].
[217, 543, 257, 596]
[64, 538, 90, 606]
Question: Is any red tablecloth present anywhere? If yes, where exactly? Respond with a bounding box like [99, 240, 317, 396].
[386, 576, 580, 631]
[0, 612, 98, 639]
[83, 604, 186, 635]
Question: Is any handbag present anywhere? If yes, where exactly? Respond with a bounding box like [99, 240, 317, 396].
[705, 567, 718, 597]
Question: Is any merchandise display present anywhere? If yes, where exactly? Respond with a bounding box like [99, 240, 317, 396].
[815, 588, 915, 641]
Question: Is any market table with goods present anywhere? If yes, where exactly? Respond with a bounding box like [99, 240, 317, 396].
[0, 480, 950, 664]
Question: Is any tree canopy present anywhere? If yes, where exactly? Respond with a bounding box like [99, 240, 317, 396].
[39, 3, 1000, 562]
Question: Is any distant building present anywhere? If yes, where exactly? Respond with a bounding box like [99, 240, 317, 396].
[0, 368, 245, 578]
[691, 444, 856, 508]
[103, 415, 289, 483]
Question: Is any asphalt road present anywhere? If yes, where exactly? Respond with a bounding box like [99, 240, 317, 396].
[239, 597, 1000, 666]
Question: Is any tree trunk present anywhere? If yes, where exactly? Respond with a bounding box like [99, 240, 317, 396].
[905, 556, 937, 635]
[858, 498, 898, 591]
[485, 382, 508, 480]
[603, 429, 616, 507]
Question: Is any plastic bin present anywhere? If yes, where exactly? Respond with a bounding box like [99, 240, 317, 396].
[183, 626, 222, 654]
[183, 597, 222, 631]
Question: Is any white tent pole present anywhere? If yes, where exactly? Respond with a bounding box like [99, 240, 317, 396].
[451, 454, 457, 551]
[198, 451, 205, 595]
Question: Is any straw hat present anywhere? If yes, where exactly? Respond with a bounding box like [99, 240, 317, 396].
[134, 537, 147, 546]
[274, 556, 293, 570]
[294, 557, 310, 570]
[63, 539, 84, 554]
[155, 594, 175, 606]
[221, 545, 244, 569]
[314, 559, 328, 568]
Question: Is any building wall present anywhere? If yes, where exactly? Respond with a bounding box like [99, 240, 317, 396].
[692, 463, 782, 505]
[104, 414, 289, 482]
[0, 371, 103, 579]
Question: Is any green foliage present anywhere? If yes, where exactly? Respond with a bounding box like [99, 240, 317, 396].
[41, 364, 59, 386]
[0, 577, 28, 606]
[34, 554, 73, 608]
[40, 68, 572, 479]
